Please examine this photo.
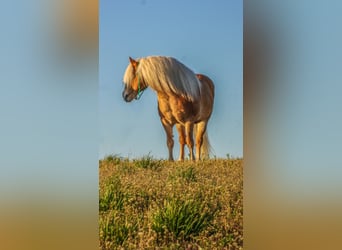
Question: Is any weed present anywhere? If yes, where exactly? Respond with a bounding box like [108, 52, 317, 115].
[152, 197, 214, 240]
[99, 177, 126, 212]
[133, 153, 161, 170]
[178, 166, 197, 182]
[104, 154, 122, 164]
[128, 191, 152, 213]
[99, 212, 137, 248]
[221, 233, 234, 246]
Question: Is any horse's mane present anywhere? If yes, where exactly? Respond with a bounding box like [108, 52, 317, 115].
[124, 56, 201, 102]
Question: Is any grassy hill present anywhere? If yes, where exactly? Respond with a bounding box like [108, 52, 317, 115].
[99, 155, 243, 249]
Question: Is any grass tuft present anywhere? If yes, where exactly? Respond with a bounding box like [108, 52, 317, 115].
[99, 177, 126, 212]
[178, 166, 197, 182]
[103, 154, 122, 164]
[99, 212, 137, 248]
[133, 153, 161, 170]
[152, 197, 214, 240]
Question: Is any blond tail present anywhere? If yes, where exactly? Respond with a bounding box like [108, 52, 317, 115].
[201, 130, 211, 159]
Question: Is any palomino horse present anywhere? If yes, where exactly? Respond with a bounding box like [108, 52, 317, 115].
[122, 56, 214, 161]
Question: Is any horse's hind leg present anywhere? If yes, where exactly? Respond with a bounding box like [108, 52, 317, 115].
[185, 122, 194, 161]
[161, 118, 174, 161]
[195, 121, 207, 161]
[176, 124, 185, 161]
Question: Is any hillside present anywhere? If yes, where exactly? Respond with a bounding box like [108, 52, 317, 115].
[99, 155, 243, 249]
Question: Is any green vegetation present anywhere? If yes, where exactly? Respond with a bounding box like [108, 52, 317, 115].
[178, 166, 197, 182]
[99, 177, 126, 212]
[104, 154, 123, 165]
[133, 153, 161, 170]
[99, 212, 138, 247]
[152, 197, 214, 240]
[99, 156, 243, 249]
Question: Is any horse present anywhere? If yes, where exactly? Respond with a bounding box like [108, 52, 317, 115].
[122, 56, 215, 161]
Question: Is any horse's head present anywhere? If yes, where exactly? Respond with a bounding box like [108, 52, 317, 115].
[122, 57, 147, 102]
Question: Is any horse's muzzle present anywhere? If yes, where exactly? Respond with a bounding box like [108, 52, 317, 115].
[123, 91, 134, 102]
[123, 92, 129, 102]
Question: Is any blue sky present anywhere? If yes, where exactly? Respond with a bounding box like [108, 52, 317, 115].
[99, 0, 242, 159]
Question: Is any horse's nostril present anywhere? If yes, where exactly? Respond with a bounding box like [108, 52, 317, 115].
[123, 93, 129, 102]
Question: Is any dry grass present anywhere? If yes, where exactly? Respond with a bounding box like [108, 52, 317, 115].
[99, 155, 243, 249]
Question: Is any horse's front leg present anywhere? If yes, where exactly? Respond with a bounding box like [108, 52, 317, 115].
[185, 122, 194, 161]
[161, 118, 174, 161]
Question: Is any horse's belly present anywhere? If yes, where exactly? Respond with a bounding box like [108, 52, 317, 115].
[172, 108, 194, 124]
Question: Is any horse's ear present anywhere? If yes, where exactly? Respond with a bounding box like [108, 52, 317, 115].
[129, 57, 138, 70]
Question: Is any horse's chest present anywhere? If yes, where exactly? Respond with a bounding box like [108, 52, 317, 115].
[157, 95, 198, 124]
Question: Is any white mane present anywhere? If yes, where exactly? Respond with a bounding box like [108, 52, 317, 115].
[123, 56, 201, 102]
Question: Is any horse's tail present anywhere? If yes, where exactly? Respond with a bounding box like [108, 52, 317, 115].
[194, 124, 212, 159]
[201, 130, 211, 159]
